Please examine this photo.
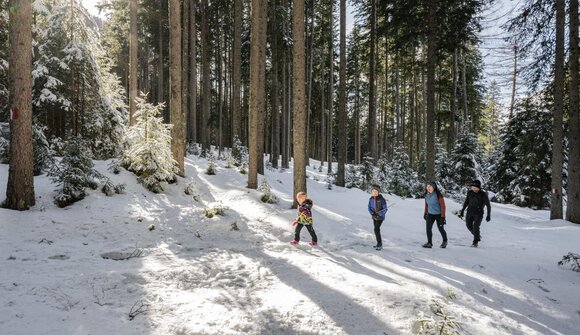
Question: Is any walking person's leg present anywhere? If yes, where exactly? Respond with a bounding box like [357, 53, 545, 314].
[293, 224, 304, 243]
[435, 215, 448, 248]
[466, 214, 475, 241]
[473, 215, 483, 243]
[374, 219, 383, 247]
[424, 215, 435, 247]
[305, 225, 318, 243]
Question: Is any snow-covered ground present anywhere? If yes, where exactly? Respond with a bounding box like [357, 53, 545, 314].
[1, 155, 579, 335]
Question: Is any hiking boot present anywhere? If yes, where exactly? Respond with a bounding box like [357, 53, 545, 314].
[309, 241, 318, 246]
[471, 241, 478, 248]
[375, 245, 383, 251]
[290, 240, 299, 245]
[440, 241, 447, 248]
[422, 242, 433, 248]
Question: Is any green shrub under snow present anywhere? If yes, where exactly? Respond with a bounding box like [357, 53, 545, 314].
[121, 95, 178, 193]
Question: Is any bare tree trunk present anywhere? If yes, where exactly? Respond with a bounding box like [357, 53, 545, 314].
[5, 0, 35, 210]
[305, 0, 314, 167]
[200, 0, 210, 151]
[293, 0, 307, 208]
[368, 0, 377, 159]
[354, 76, 361, 165]
[449, 47, 458, 152]
[327, 0, 334, 174]
[461, 48, 469, 131]
[232, 0, 242, 141]
[336, 0, 346, 186]
[568, 0, 580, 224]
[182, 0, 190, 141]
[551, 0, 565, 219]
[169, 0, 184, 176]
[157, 4, 164, 107]
[248, 0, 268, 189]
[189, 0, 197, 143]
[425, 1, 437, 181]
[509, 44, 517, 120]
[129, 0, 138, 126]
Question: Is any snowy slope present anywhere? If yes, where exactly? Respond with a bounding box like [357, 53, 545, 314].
[1, 156, 579, 335]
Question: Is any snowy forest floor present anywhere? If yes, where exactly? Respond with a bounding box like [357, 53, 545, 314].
[1, 155, 579, 335]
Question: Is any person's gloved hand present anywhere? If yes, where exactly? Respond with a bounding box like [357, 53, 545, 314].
[441, 217, 447, 225]
[423, 213, 428, 220]
[486, 215, 491, 222]
[292, 220, 298, 227]
[458, 210, 464, 218]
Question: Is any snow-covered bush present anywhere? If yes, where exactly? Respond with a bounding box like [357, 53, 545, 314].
[231, 136, 244, 167]
[413, 294, 461, 335]
[0, 136, 8, 164]
[186, 141, 201, 156]
[49, 137, 100, 208]
[203, 203, 227, 218]
[32, 123, 54, 175]
[121, 95, 178, 193]
[101, 179, 125, 196]
[359, 155, 376, 191]
[206, 150, 217, 175]
[345, 165, 359, 189]
[558, 253, 580, 272]
[325, 173, 336, 190]
[258, 178, 279, 204]
[184, 180, 201, 201]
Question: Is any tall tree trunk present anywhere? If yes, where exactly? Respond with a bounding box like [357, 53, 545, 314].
[182, 0, 190, 139]
[157, 6, 164, 108]
[327, 0, 334, 174]
[354, 77, 361, 164]
[425, 1, 437, 181]
[461, 48, 469, 131]
[551, 0, 565, 219]
[189, 0, 197, 143]
[305, 0, 314, 167]
[232, 0, 242, 141]
[270, 0, 280, 170]
[248, 0, 268, 189]
[509, 44, 517, 119]
[568, 0, 580, 224]
[5, 0, 35, 210]
[449, 47, 458, 152]
[293, 0, 307, 207]
[368, 0, 377, 159]
[129, 0, 138, 126]
[169, 0, 184, 176]
[395, 56, 401, 143]
[282, 52, 290, 169]
[200, 0, 210, 151]
[336, 0, 346, 186]
[218, 30, 224, 153]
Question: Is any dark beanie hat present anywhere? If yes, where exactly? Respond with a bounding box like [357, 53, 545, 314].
[471, 180, 482, 189]
[426, 181, 437, 190]
[371, 185, 381, 192]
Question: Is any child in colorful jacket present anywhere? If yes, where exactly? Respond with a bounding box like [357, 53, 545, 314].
[291, 192, 318, 246]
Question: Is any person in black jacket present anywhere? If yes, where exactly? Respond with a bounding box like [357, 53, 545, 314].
[459, 180, 491, 247]
[368, 185, 388, 250]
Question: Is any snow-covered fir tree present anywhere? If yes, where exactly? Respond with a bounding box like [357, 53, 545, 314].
[449, 131, 484, 194]
[32, 0, 126, 158]
[488, 95, 553, 209]
[359, 155, 376, 191]
[48, 137, 100, 207]
[345, 164, 359, 189]
[122, 95, 177, 193]
[434, 138, 454, 194]
[206, 150, 217, 175]
[258, 178, 278, 203]
[385, 144, 422, 198]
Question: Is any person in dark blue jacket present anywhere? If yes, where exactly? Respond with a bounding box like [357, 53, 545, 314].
[368, 185, 388, 250]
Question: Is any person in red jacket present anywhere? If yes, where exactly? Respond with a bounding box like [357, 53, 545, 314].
[422, 181, 448, 248]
